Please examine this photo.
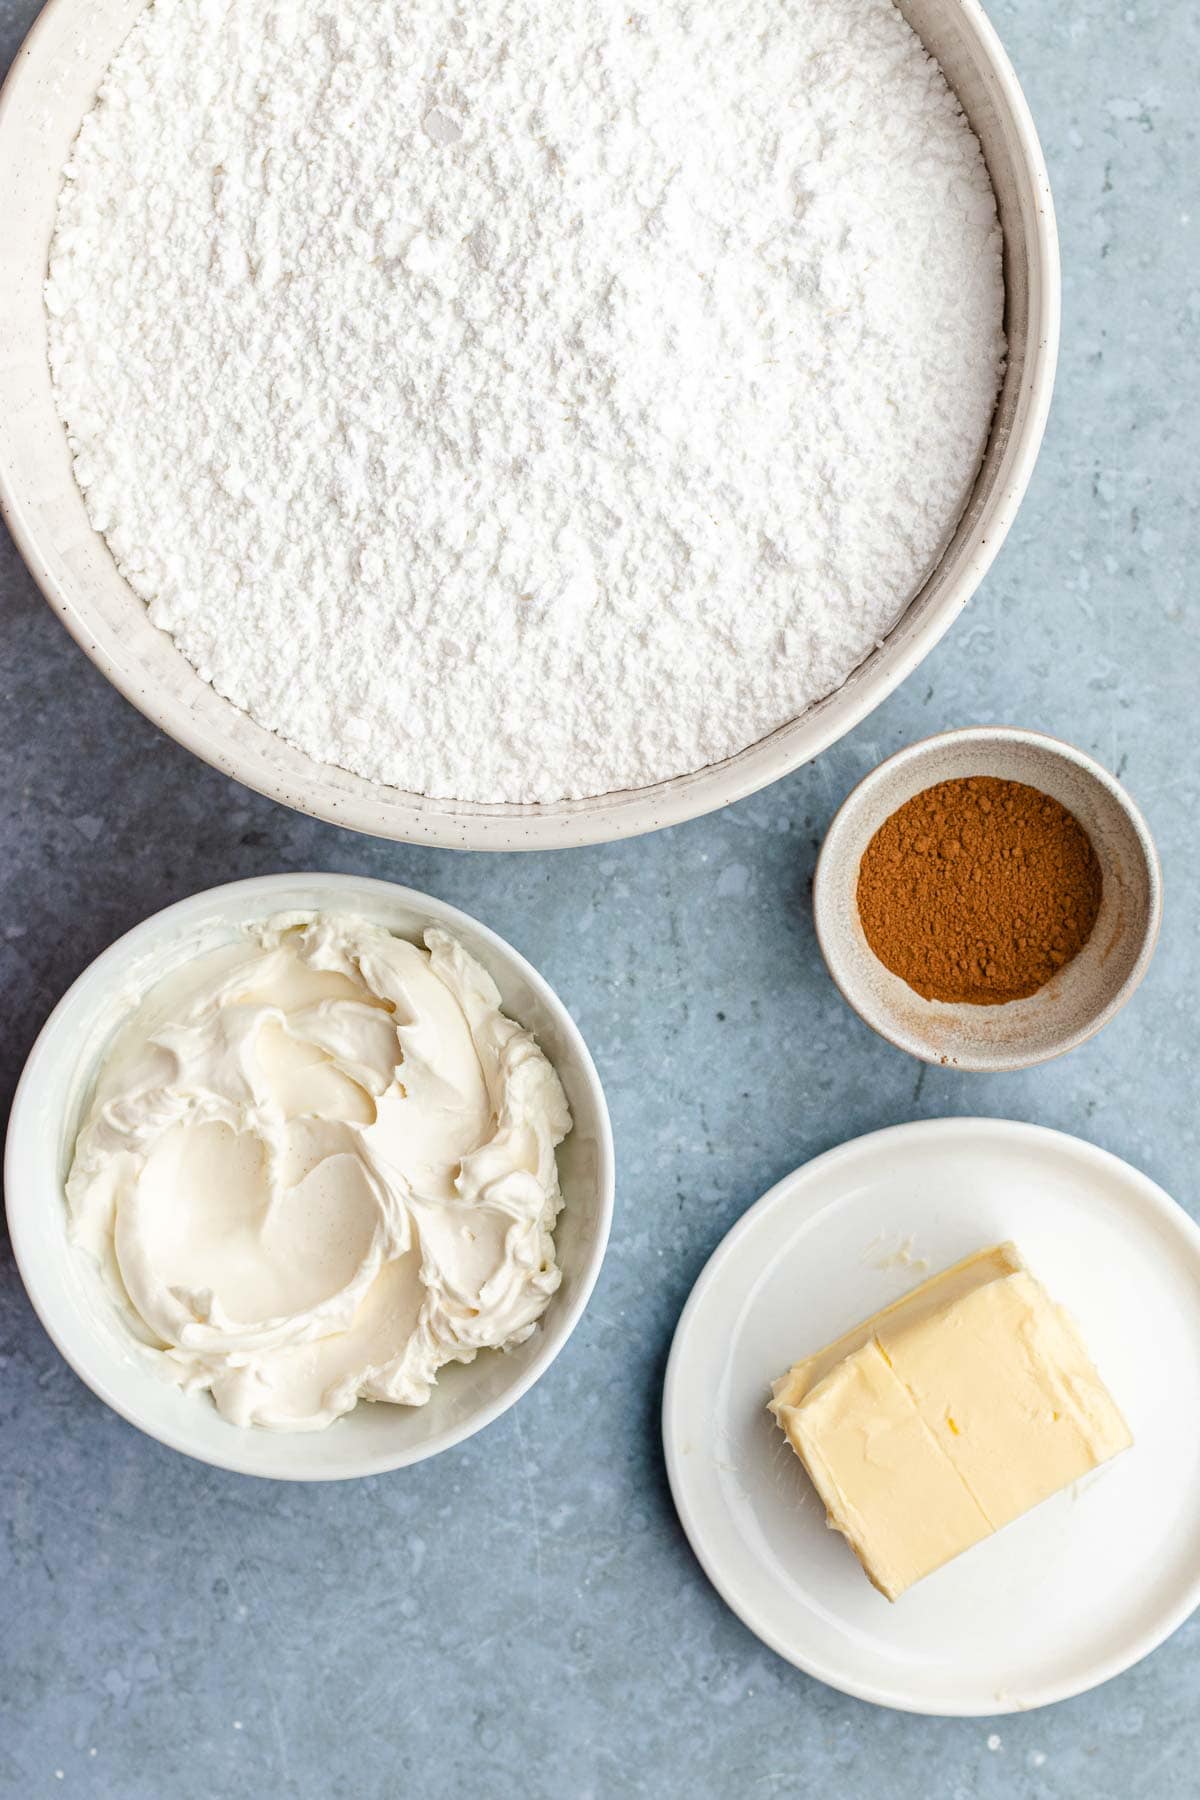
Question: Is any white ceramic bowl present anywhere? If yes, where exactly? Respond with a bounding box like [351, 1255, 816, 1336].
[813, 728, 1162, 1071]
[4, 873, 615, 1479]
[0, 0, 1058, 849]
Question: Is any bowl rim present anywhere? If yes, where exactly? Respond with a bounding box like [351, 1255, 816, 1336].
[812, 726, 1164, 1072]
[0, 0, 1060, 850]
[3, 871, 616, 1480]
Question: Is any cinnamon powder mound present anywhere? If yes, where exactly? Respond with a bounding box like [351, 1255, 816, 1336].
[856, 776, 1103, 1005]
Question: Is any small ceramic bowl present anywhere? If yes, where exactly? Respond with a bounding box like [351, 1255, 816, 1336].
[5, 873, 614, 1480]
[813, 728, 1161, 1071]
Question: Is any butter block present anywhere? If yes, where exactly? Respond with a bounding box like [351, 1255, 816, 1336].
[769, 1244, 1132, 1601]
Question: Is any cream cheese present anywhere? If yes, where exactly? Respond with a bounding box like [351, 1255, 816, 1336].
[66, 914, 571, 1431]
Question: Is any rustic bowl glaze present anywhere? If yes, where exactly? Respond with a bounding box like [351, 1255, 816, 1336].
[0, 0, 1058, 847]
[813, 729, 1161, 1071]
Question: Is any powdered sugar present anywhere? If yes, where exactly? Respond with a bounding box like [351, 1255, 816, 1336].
[47, 0, 1004, 804]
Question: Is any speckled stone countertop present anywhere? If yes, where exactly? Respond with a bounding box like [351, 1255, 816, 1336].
[2, 0, 1197, 1794]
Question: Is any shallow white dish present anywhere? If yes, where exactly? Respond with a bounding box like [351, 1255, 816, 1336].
[0, 0, 1058, 848]
[663, 1118, 1200, 1715]
[5, 873, 614, 1480]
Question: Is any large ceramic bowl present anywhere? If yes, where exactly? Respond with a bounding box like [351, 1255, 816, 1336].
[0, 0, 1058, 849]
[4, 873, 615, 1479]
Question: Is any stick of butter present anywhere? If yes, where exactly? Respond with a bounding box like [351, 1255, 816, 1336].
[768, 1244, 1132, 1601]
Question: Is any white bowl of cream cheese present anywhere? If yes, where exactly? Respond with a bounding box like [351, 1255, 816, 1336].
[4, 874, 614, 1479]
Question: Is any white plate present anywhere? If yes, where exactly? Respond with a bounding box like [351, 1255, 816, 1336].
[663, 1118, 1200, 1715]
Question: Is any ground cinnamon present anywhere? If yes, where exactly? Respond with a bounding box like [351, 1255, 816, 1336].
[856, 776, 1102, 1005]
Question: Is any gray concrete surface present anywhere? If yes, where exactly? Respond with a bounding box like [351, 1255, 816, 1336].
[2, 0, 1198, 1793]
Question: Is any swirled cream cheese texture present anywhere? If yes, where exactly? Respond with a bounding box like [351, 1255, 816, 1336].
[66, 915, 571, 1430]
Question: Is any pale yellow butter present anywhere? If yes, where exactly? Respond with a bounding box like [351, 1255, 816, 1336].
[769, 1244, 1132, 1601]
